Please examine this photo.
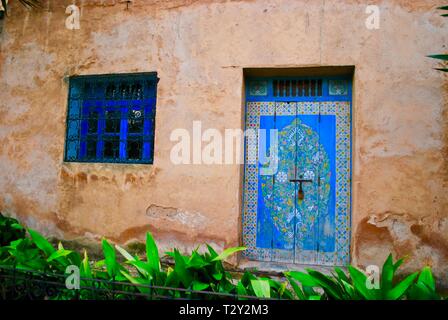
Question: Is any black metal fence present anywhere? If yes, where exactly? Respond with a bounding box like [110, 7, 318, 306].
[0, 265, 264, 300]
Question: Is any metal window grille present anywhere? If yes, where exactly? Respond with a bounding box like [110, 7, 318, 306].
[65, 73, 158, 164]
[272, 79, 323, 97]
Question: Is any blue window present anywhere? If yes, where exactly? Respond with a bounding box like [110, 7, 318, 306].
[64, 73, 158, 164]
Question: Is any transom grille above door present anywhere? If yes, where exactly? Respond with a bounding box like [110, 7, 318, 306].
[247, 77, 350, 101]
[273, 79, 323, 97]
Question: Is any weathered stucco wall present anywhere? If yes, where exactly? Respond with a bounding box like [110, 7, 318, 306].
[1, 0, 447, 284]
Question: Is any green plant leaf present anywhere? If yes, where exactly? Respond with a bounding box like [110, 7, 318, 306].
[192, 281, 210, 291]
[173, 249, 192, 288]
[285, 275, 306, 300]
[407, 282, 439, 300]
[285, 271, 317, 287]
[28, 229, 56, 257]
[187, 251, 209, 269]
[206, 244, 219, 259]
[393, 257, 405, 273]
[334, 267, 350, 283]
[340, 279, 357, 299]
[428, 54, 448, 61]
[128, 260, 153, 278]
[102, 239, 118, 278]
[212, 246, 246, 261]
[418, 266, 435, 292]
[80, 250, 92, 278]
[212, 272, 223, 281]
[145, 232, 160, 273]
[236, 281, 248, 299]
[250, 279, 270, 298]
[120, 270, 151, 294]
[47, 249, 73, 262]
[115, 244, 137, 262]
[348, 266, 377, 300]
[386, 272, 418, 300]
[381, 254, 394, 292]
[306, 269, 344, 299]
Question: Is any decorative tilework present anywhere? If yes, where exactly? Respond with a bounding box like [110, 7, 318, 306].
[242, 101, 351, 266]
[329, 80, 348, 96]
[249, 81, 268, 96]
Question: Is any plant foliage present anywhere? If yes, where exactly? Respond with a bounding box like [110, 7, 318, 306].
[0, 215, 445, 300]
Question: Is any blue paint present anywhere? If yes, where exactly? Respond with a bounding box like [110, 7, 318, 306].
[64, 73, 158, 164]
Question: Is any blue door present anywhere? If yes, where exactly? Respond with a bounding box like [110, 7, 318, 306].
[242, 78, 351, 266]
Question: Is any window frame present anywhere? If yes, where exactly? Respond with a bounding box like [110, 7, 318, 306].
[64, 72, 159, 165]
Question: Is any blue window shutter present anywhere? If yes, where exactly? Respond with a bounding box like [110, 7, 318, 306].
[64, 72, 158, 164]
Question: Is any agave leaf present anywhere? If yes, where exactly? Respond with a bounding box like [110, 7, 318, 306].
[145, 232, 160, 273]
[409, 282, 440, 300]
[173, 249, 192, 287]
[428, 54, 448, 61]
[206, 244, 219, 259]
[334, 267, 350, 283]
[277, 280, 291, 298]
[212, 246, 246, 261]
[386, 272, 418, 300]
[28, 229, 56, 257]
[303, 285, 320, 298]
[236, 281, 248, 299]
[128, 260, 153, 278]
[120, 270, 151, 294]
[80, 250, 92, 278]
[250, 279, 271, 298]
[102, 239, 118, 278]
[348, 266, 378, 300]
[212, 271, 223, 281]
[393, 257, 405, 273]
[115, 244, 137, 262]
[94, 259, 105, 268]
[187, 251, 209, 269]
[381, 254, 394, 292]
[306, 269, 344, 299]
[341, 279, 357, 299]
[418, 266, 435, 291]
[240, 270, 257, 287]
[284, 271, 317, 287]
[47, 249, 72, 262]
[285, 275, 306, 300]
[192, 280, 210, 291]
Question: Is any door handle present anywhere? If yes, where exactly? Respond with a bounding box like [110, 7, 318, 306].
[289, 178, 313, 201]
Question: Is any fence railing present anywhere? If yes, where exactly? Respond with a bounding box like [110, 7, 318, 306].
[0, 265, 266, 300]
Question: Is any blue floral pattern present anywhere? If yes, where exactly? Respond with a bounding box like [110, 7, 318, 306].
[260, 118, 331, 249]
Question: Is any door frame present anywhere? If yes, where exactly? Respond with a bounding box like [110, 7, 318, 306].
[240, 75, 353, 267]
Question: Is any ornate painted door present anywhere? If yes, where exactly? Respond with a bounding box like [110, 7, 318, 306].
[242, 78, 351, 266]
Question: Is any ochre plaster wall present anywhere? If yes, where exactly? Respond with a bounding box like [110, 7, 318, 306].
[0, 0, 447, 285]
